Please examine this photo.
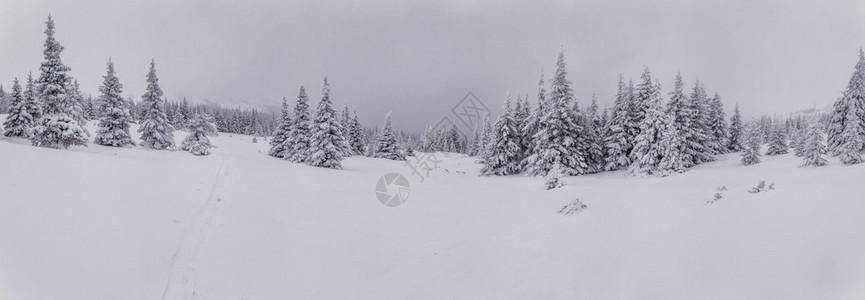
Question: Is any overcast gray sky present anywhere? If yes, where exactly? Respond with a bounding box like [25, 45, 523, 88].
[1, 0, 864, 132]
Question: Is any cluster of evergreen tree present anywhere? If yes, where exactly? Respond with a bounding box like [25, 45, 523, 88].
[475, 51, 736, 178]
[827, 49, 865, 165]
[267, 78, 365, 169]
[1, 16, 222, 156]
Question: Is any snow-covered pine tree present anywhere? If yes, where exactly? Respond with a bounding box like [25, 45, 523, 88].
[828, 49, 865, 155]
[3, 78, 31, 137]
[583, 94, 605, 173]
[30, 15, 88, 149]
[837, 94, 865, 165]
[512, 94, 531, 165]
[340, 104, 351, 142]
[727, 103, 743, 152]
[137, 59, 175, 150]
[665, 72, 700, 168]
[307, 76, 349, 169]
[657, 114, 687, 176]
[476, 113, 493, 162]
[520, 72, 547, 171]
[603, 75, 631, 171]
[707, 92, 729, 154]
[68, 79, 89, 134]
[765, 125, 789, 155]
[93, 58, 135, 147]
[791, 127, 806, 157]
[0, 85, 6, 114]
[285, 86, 312, 162]
[372, 111, 405, 161]
[268, 97, 292, 157]
[349, 110, 365, 155]
[525, 52, 587, 176]
[181, 113, 218, 156]
[481, 95, 522, 176]
[628, 69, 666, 176]
[741, 124, 762, 166]
[686, 79, 714, 162]
[624, 78, 640, 151]
[800, 118, 827, 167]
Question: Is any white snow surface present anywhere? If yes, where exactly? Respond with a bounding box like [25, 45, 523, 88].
[1, 117, 865, 299]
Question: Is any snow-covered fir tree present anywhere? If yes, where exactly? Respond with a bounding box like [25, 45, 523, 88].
[520, 72, 546, 171]
[2, 78, 31, 137]
[657, 115, 688, 176]
[476, 114, 493, 162]
[623, 79, 640, 150]
[307, 77, 349, 169]
[544, 163, 565, 190]
[340, 104, 351, 144]
[67, 78, 89, 134]
[628, 68, 666, 176]
[268, 97, 292, 158]
[765, 125, 788, 156]
[741, 124, 762, 166]
[181, 113, 218, 156]
[727, 103, 743, 152]
[603, 76, 631, 171]
[583, 94, 605, 173]
[481, 95, 522, 176]
[686, 79, 714, 162]
[791, 127, 806, 157]
[837, 95, 865, 165]
[348, 110, 365, 155]
[30, 15, 88, 149]
[828, 49, 865, 155]
[285, 86, 312, 162]
[706, 92, 729, 154]
[512, 94, 531, 165]
[137, 59, 175, 150]
[93, 59, 135, 147]
[665, 72, 701, 168]
[525, 52, 587, 176]
[372, 112, 405, 161]
[800, 118, 827, 167]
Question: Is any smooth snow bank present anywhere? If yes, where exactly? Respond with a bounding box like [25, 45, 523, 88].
[1, 118, 864, 299]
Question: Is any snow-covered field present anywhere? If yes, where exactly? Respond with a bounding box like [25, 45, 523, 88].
[1, 118, 865, 299]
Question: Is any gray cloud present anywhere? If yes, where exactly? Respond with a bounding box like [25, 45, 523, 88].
[1, 0, 863, 131]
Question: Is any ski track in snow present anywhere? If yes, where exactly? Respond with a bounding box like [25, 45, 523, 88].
[161, 159, 231, 300]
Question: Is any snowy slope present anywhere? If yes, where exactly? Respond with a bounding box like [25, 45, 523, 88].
[1, 118, 865, 299]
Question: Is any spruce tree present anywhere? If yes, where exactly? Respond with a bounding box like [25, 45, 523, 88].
[525, 52, 586, 176]
[181, 113, 218, 156]
[658, 115, 688, 176]
[628, 69, 666, 176]
[727, 103, 743, 151]
[349, 110, 365, 155]
[765, 125, 788, 156]
[68, 78, 89, 132]
[624, 79, 640, 150]
[741, 124, 762, 166]
[791, 127, 806, 157]
[94, 59, 135, 147]
[687, 79, 713, 162]
[800, 119, 827, 167]
[30, 15, 89, 149]
[828, 49, 865, 154]
[707, 92, 729, 154]
[307, 77, 349, 169]
[372, 112, 405, 161]
[477, 113, 493, 162]
[520, 72, 546, 171]
[137, 59, 175, 150]
[285, 86, 312, 162]
[583, 94, 605, 173]
[3, 78, 31, 137]
[481, 95, 522, 176]
[603, 75, 631, 170]
[666, 72, 700, 168]
[838, 97, 865, 165]
[268, 97, 292, 158]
